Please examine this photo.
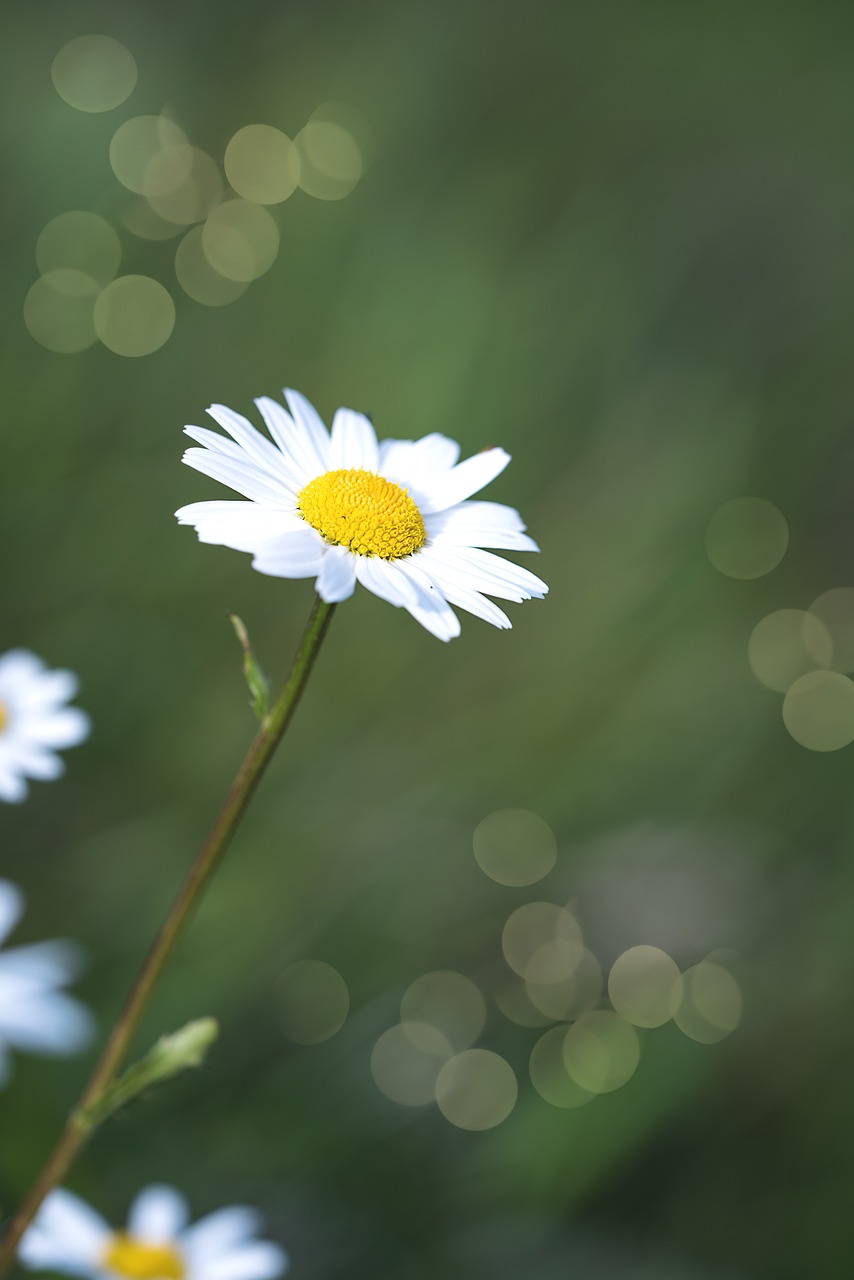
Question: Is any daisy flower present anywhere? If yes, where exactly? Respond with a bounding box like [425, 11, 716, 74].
[18, 1184, 288, 1280]
[176, 389, 547, 641]
[0, 650, 90, 803]
[0, 880, 93, 1086]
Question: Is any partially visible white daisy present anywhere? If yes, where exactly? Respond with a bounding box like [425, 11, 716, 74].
[19, 1184, 288, 1280]
[0, 650, 90, 803]
[0, 880, 93, 1087]
[176, 389, 548, 641]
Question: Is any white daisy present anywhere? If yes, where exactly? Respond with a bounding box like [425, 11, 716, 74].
[0, 880, 93, 1086]
[176, 390, 548, 641]
[18, 1184, 288, 1280]
[0, 650, 90, 803]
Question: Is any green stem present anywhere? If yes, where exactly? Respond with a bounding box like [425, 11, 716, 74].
[0, 596, 335, 1274]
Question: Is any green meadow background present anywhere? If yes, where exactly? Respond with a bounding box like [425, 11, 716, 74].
[4, 1, 854, 1276]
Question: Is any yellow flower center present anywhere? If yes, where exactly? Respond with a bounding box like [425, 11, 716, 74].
[102, 1234, 185, 1280]
[297, 468, 426, 559]
[0, 701, 6, 734]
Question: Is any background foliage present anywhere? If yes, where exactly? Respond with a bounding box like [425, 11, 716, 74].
[4, 1, 854, 1276]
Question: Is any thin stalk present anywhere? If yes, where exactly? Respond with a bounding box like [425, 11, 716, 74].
[0, 596, 335, 1273]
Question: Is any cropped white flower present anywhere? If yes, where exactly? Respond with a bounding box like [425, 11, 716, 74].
[19, 1184, 288, 1280]
[0, 650, 90, 803]
[176, 389, 547, 641]
[0, 881, 93, 1086]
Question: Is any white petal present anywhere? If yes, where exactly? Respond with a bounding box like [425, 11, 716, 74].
[250, 530, 325, 579]
[0, 940, 83, 985]
[16, 1229, 96, 1276]
[425, 501, 539, 551]
[0, 989, 93, 1055]
[201, 1241, 289, 1280]
[128, 1185, 189, 1244]
[0, 651, 44, 687]
[354, 557, 420, 609]
[379, 434, 460, 483]
[206, 405, 288, 474]
[176, 501, 303, 554]
[394, 561, 461, 641]
[184, 425, 304, 492]
[0, 768, 27, 804]
[182, 448, 297, 507]
[184, 425, 259, 464]
[19, 709, 91, 751]
[329, 409, 379, 471]
[456, 547, 548, 596]
[403, 594, 461, 643]
[316, 546, 357, 602]
[416, 448, 511, 513]
[438, 583, 512, 629]
[428, 526, 539, 553]
[0, 880, 23, 952]
[0, 881, 24, 946]
[11, 669, 79, 711]
[420, 547, 548, 601]
[256, 396, 327, 486]
[283, 388, 332, 467]
[433, 500, 528, 532]
[0, 744, 64, 781]
[19, 1188, 108, 1272]
[181, 1208, 263, 1263]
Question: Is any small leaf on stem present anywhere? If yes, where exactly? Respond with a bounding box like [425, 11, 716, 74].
[230, 614, 271, 720]
[76, 1017, 219, 1132]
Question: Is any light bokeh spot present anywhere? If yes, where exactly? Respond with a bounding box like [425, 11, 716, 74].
[809, 588, 854, 673]
[748, 609, 832, 692]
[501, 902, 583, 981]
[278, 959, 349, 1044]
[93, 275, 175, 356]
[224, 126, 301, 205]
[562, 1011, 641, 1093]
[148, 148, 223, 226]
[122, 199, 185, 242]
[706, 498, 788, 579]
[36, 212, 121, 287]
[493, 978, 553, 1028]
[529, 1026, 595, 1109]
[24, 270, 100, 353]
[782, 670, 854, 751]
[607, 945, 683, 1028]
[435, 1049, 517, 1130]
[201, 200, 279, 282]
[296, 112, 362, 201]
[371, 1022, 452, 1106]
[110, 116, 193, 197]
[175, 227, 249, 307]
[674, 962, 742, 1044]
[526, 947, 603, 1021]
[473, 808, 557, 886]
[400, 971, 486, 1053]
[51, 36, 137, 113]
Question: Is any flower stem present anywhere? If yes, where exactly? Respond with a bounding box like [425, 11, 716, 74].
[0, 596, 336, 1273]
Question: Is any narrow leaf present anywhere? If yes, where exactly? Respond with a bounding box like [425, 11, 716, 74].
[77, 1018, 219, 1132]
[230, 614, 271, 720]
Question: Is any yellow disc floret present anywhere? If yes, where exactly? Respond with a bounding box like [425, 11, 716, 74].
[103, 1234, 185, 1280]
[0, 701, 6, 734]
[298, 468, 426, 559]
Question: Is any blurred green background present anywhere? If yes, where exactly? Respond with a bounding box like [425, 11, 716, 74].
[5, 1, 854, 1276]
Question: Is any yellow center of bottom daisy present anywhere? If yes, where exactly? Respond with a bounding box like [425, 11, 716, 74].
[297, 468, 426, 559]
[0, 701, 6, 734]
[103, 1234, 185, 1280]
